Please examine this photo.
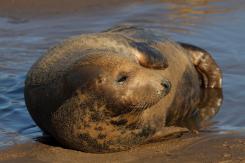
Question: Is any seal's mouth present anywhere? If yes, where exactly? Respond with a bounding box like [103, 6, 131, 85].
[130, 81, 171, 112]
[104, 79, 172, 116]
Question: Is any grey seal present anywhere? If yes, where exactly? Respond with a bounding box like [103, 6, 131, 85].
[24, 25, 222, 153]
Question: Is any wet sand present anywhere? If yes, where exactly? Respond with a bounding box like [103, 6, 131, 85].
[1, 0, 245, 162]
[0, 0, 142, 18]
[0, 133, 245, 163]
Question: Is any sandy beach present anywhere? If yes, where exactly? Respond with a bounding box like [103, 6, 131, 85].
[0, 132, 245, 163]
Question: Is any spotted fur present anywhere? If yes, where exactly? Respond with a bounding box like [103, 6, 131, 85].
[25, 25, 223, 153]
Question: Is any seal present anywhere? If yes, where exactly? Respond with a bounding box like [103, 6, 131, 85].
[24, 25, 222, 153]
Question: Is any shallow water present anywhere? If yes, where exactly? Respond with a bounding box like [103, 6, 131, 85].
[0, 0, 245, 148]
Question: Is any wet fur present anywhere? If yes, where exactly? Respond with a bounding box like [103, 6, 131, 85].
[25, 26, 222, 153]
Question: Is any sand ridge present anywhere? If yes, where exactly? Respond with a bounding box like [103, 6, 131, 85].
[0, 133, 245, 163]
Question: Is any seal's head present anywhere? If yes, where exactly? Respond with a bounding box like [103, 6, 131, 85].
[66, 53, 171, 117]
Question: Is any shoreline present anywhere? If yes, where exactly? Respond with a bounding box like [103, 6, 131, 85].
[0, 132, 245, 162]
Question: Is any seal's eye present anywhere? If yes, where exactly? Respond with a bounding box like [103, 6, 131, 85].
[116, 74, 128, 84]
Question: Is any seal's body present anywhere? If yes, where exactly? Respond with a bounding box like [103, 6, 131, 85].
[25, 26, 222, 152]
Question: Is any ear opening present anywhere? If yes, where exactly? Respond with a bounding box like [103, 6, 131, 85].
[178, 42, 222, 88]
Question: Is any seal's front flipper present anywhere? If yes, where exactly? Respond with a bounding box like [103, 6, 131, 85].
[146, 127, 188, 143]
[131, 42, 168, 70]
[178, 42, 222, 88]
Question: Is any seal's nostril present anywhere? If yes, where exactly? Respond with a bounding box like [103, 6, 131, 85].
[161, 80, 171, 91]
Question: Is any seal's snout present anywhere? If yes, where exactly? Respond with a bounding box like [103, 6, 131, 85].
[161, 80, 171, 95]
